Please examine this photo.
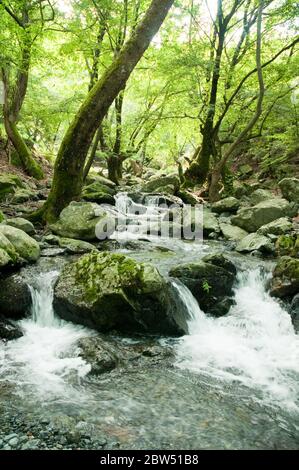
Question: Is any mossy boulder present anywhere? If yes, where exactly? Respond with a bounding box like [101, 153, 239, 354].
[0, 173, 24, 201]
[220, 222, 248, 241]
[50, 202, 117, 241]
[169, 254, 237, 316]
[275, 233, 299, 257]
[140, 174, 180, 195]
[82, 181, 116, 205]
[236, 233, 274, 254]
[5, 217, 35, 235]
[257, 217, 293, 237]
[279, 178, 299, 204]
[249, 189, 273, 205]
[211, 197, 240, 214]
[11, 188, 37, 204]
[270, 257, 299, 298]
[231, 198, 297, 232]
[54, 252, 189, 336]
[0, 225, 40, 263]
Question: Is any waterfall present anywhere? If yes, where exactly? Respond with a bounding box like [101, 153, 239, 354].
[174, 269, 299, 409]
[0, 271, 91, 397]
[29, 271, 60, 327]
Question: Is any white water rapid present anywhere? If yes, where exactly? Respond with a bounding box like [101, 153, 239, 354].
[0, 271, 90, 399]
[174, 269, 299, 410]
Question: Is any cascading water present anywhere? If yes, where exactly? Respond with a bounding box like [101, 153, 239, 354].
[174, 268, 299, 410]
[0, 271, 90, 398]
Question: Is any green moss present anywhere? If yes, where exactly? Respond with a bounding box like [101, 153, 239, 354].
[276, 234, 299, 257]
[274, 256, 299, 281]
[73, 252, 145, 303]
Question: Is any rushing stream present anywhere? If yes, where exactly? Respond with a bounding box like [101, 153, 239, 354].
[0, 193, 298, 449]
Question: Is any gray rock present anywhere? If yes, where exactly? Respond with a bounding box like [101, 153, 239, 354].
[5, 217, 35, 235]
[231, 198, 297, 232]
[0, 224, 40, 262]
[58, 238, 96, 254]
[220, 222, 248, 241]
[279, 178, 299, 204]
[0, 317, 23, 340]
[211, 197, 240, 214]
[50, 201, 117, 241]
[236, 233, 274, 253]
[257, 217, 293, 236]
[249, 189, 274, 205]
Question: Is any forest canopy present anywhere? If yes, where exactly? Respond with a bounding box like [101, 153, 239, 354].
[0, 0, 298, 217]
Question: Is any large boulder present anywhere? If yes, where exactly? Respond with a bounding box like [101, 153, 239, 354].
[54, 252, 189, 336]
[270, 257, 299, 298]
[211, 197, 240, 214]
[220, 222, 248, 241]
[82, 181, 116, 205]
[257, 217, 293, 236]
[279, 178, 299, 204]
[0, 225, 40, 268]
[140, 174, 180, 195]
[58, 237, 96, 254]
[169, 254, 237, 316]
[0, 173, 24, 201]
[249, 189, 273, 205]
[236, 233, 274, 254]
[50, 202, 117, 241]
[5, 217, 35, 235]
[0, 274, 32, 319]
[231, 198, 297, 232]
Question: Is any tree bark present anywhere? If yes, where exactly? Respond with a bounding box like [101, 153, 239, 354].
[209, 0, 265, 202]
[1, 34, 44, 179]
[40, 0, 175, 222]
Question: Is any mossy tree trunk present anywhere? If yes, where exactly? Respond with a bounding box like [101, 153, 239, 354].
[40, 0, 175, 222]
[1, 24, 44, 180]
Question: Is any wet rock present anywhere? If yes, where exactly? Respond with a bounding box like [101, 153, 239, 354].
[279, 178, 299, 204]
[58, 238, 97, 254]
[236, 233, 274, 254]
[270, 256, 299, 298]
[77, 336, 121, 375]
[220, 222, 248, 241]
[169, 255, 236, 316]
[50, 201, 117, 241]
[5, 217, 35, 235]
[0, 317, 23, 340]
[290, 294, 299, 333]
[231, 198, 297, 233]
[0, 225, 40, 263]
[40, 247, 66, 257]
[202, 208, 219, 236]
[0, 274, 32, 319]
[211, 197, 240, 214]
[257, 217, 293, 236]
[54, 252, 188, 336]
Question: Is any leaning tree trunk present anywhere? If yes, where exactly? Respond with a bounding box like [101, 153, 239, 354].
[40, 0, 175, 222]
[208, 0, 265, 202]
[1, 34, 44, 180]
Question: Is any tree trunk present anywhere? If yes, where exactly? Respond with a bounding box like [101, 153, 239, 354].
[209, 0, 265, 202]
[1, 34, 44, 179]
[4, 117, 44, 179]
[40, 0, 174, 222]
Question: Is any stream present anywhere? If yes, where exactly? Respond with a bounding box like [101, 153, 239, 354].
[0, 194, 298, 450]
